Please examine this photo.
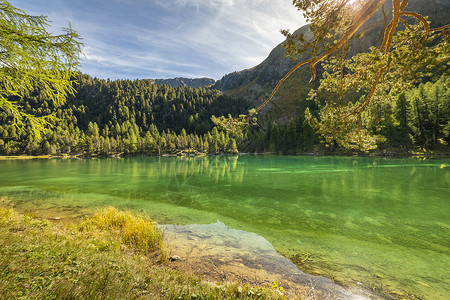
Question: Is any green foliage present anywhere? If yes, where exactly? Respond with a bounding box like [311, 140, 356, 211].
[211, 108, 257, 142]
[0, 0, 82, 135]
[252, 0, 449, 151]
[283, 0, 356, 59]
[271, 281, 285, 296]
[243, 75, 449, 154]
[309, 103, 381, 152]
[0, 74, 250, 156]
[307, 17, 449, 150]
[0, 65, 447, 156]
[406, 76, 450, 148]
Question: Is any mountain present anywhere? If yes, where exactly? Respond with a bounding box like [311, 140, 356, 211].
[151, 77, 215, 88]
[212, 0, 450, 121]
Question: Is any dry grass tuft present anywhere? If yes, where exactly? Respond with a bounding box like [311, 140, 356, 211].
[79, 206, 165, 259]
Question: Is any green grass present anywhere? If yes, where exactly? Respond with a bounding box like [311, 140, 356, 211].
[0, 198, 292, 299]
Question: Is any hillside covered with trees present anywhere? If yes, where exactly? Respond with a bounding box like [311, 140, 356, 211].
[0, 73, 448, 156]
[0, 74, 250, 156]
[246, 76, 449, 154]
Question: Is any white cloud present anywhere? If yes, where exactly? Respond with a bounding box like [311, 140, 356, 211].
[10, 0, 306, 80]
[155, 0, 306, 71]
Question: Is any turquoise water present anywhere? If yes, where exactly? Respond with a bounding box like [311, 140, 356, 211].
[0, 156, 449, 299]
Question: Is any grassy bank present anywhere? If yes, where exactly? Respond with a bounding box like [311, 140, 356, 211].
[0, 155, 52, 160]
[0, 200, 288, 299]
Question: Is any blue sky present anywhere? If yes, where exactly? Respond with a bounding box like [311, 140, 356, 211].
[10, 0, 306, 80]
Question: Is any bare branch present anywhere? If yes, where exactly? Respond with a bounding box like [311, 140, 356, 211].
[255, 57, 314, 113]
[400, 0, 409, 11]
[430, 24, 450, 33]
[255, 0, 386, 113]
[346, 67, 385, 118]
[400, 11, 430, 33]
[382, 0, 401, 54]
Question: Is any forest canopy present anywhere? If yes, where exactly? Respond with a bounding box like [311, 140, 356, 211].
[0, 73, 447, 156]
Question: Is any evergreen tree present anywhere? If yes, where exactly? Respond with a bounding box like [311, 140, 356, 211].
[0, 0, 82, 134]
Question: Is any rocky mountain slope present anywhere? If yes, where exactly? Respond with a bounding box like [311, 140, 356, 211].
[212, 0, 449, 121]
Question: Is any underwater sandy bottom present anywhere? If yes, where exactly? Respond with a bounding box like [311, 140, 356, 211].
[165, 221, 373, 299]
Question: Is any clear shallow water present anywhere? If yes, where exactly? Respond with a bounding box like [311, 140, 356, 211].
[0, 156, 449, 299]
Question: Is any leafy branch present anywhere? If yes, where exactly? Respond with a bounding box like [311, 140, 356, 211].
[0, 0, 83, 136]
[214, 0, 449, 151]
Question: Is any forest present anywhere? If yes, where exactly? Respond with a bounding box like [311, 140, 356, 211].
[0, 74, 248, 156]
[0, 73, 448, 156]
[246, 75, 449, 155]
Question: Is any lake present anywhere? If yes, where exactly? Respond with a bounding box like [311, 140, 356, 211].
[0, 156, 448, 299]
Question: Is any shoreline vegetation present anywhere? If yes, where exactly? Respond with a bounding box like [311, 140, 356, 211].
[1, 147, 449, 161]
[0, 200, 293, 299]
